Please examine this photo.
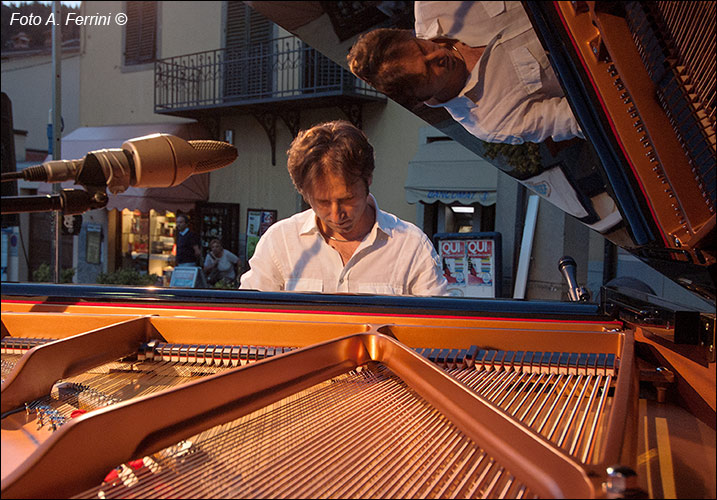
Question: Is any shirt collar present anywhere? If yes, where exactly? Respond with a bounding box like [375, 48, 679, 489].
[179, 227, 189, 236]
[424, 31, 502, 108]
[421, 17, 445, 40]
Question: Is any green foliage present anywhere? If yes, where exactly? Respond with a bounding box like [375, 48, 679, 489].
[213, 278, 237, 289]
[96, 268, 159, 286]
[32, 262, 75, 283]
[1, 3, 81, 51]
[481, 141, 543, 179]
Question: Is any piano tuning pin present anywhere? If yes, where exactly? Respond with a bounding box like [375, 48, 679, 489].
[143, 456, 161, 474]
[36, 406, 49, 429]
[118, 464, 139, 488]
[50, 414, 65, 432]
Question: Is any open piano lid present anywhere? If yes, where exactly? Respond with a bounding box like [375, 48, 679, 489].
[246, 1, 716, 303]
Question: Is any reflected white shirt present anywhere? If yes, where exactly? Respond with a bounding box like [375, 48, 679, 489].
[416, 1, 584, 144]
[240, 195, 448, 296]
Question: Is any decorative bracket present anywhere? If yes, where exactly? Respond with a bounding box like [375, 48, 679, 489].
[281, 109, 301, 138]
[253, 112, 278, 165]
[338, 102, 363, 129]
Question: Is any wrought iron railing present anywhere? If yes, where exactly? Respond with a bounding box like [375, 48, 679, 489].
[155, 36, 383, 113]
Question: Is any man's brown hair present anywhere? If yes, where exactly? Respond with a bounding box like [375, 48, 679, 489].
[286, 120, 374, 197]
[347, 28, 422, 105]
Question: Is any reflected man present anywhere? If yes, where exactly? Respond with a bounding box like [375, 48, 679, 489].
[347, 1, 583, 145]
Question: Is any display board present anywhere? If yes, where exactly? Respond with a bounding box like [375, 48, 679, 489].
[246, 209, 277, 261]
[434, 232, 502, 298]
[169, 266, 201, 288]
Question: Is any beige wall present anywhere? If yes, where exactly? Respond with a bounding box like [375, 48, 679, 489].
[211, 114, 298, 229]
[362, 101, 426, 223]
[79, 1, 223, 127]
[1, 53, 81, 152]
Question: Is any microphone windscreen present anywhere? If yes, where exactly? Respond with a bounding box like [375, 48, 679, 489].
[188, 140, 238, 173]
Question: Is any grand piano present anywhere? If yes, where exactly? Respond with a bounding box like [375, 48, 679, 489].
[1, 2, 714, 498]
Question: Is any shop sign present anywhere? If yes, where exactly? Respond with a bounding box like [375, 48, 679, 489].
[426, 190, 477, 201]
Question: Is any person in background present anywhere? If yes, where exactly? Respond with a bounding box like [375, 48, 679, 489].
[203, 238, 240, 286]
[174, 214, 201, 267]
[240, 120, 447, 296]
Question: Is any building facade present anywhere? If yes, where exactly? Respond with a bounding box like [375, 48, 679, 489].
[4, 1, 700, 305]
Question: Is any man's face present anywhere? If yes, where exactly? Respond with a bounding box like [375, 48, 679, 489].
[305, 172, 371, 237]
[395, 38, 467, 102]
[176, 217, 187, 232]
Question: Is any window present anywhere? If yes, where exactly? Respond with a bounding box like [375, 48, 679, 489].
[224, 2, 273, 98]
[124, 1, 157, 66]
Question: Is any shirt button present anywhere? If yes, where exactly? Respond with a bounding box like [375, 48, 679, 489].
[339, 278, 344, 284]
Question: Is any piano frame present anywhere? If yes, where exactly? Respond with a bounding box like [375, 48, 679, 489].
[2, 283, 713, 498]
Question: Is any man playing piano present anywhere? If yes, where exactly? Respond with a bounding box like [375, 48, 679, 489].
[240, 120, 448, 296]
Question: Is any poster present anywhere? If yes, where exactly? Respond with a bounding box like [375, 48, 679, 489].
[85, 224, 102, 265]
[440, 239, 466, 287]
[435, 233, 501, 298]
[467, 239, 493, 287]
[246, 209, 277, 261]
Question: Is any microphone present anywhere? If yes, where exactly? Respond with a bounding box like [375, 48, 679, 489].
[10, 134, 237, 194]
[558, 256, 590, 302]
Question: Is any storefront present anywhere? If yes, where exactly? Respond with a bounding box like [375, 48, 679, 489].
[119, 209, 177, 281]
[406, 127, 498, 236]
[113, 200, 242, 285]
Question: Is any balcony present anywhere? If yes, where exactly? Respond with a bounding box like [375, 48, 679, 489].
[154, 36, 385, 121]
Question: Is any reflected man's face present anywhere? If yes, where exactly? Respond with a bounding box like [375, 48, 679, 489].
[396, 38, 468, 103]
[305, 172, 371, 239]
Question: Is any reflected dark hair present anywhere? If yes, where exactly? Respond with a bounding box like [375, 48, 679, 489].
[286, 120, 374, 197]
[347, 28, 423, 105]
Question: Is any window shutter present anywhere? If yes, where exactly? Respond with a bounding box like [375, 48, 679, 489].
[125, 1, 157, 65]
[224, 4, 272, 98]
[226, 3, 271, 53]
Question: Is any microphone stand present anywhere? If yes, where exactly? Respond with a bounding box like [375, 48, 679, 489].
[1, 188, 108, 215]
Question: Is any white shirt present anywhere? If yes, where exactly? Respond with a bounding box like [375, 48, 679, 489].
[416, 1, 584, 144]
[204, 249, 239, 281]
[240, 196, 448, 296]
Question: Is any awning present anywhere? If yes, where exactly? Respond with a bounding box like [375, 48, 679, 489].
[405, 136, 497, 206]
[39, 122, 211, 213]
